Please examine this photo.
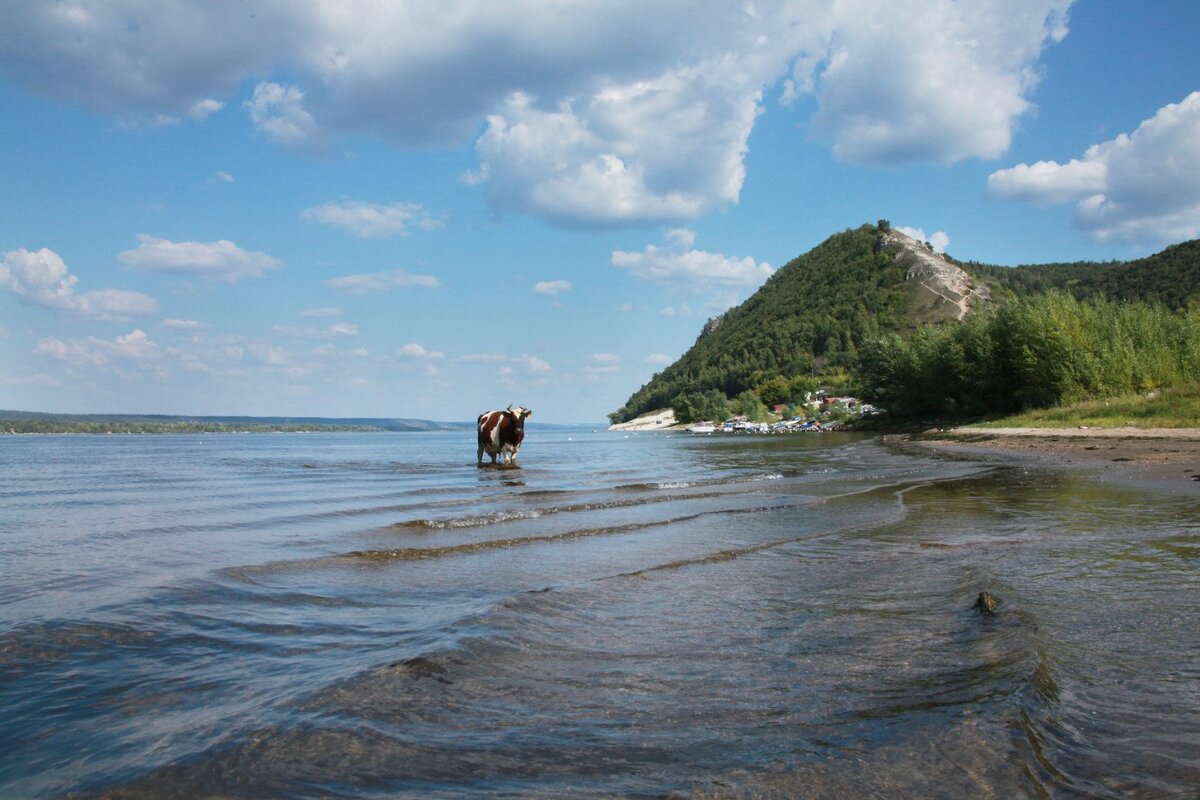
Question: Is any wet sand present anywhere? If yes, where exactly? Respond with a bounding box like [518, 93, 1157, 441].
[905, 426, 1200, 495]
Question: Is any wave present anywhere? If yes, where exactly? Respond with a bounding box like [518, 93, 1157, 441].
[393, 473, 789, 531]
[614, 472, 786, 491]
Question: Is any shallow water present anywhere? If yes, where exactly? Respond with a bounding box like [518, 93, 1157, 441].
[1, 430, 1197, 798]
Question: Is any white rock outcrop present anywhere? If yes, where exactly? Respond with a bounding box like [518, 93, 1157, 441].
[878, 230, 990, 320]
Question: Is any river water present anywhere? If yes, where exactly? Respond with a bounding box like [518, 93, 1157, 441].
[1, 430, 1197, 798]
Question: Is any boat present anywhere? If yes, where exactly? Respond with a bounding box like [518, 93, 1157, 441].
[686, 422, 716, 434]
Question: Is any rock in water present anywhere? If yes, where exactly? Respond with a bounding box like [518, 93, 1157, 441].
[973, 591, 1000, 614]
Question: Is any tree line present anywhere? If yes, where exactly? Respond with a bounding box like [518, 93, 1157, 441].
[855, 291, 1200, 417]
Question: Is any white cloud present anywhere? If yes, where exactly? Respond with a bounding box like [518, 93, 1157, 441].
[525, 355, 552, 373]
[189, 98, 224, 119]
[1, 247, 158, 320]
[612, 228, 773, 291]
[119, 234, 281, 282]
[645, 353, 672, 365]
[472, 61, 763, 226]
[0, 1, 1073, 225]
[896, 226, 950, 254]
[213, 170, 235, 184]
[806, 0, 1072, 164]
[458, 352, 550, 373]
[245, 82, 323, 149]
[312, 344, 370, 358]
[324, 269, 440, 294]
[272, 322, 359, 339]
[399, 343, 444, 359]
[985, 159, 1106, 205]
[988, 91, 1200, 244]
[36, 329, 159, 367]
[161, 318, 207, 330]
[534, 280, 572, 296]
[300, 200, 442, 238]
[586, 353, 621, 374]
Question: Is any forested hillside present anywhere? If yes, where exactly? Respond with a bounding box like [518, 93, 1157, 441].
[610, 223, 973, 423]
[967, 240, 1200, 309]
[610, 223, 1200, 424]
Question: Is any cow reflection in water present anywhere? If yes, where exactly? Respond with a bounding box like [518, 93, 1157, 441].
[477, 405, 532, 466]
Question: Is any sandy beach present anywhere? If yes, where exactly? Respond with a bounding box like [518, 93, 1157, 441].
[908, 426, 1200, 495]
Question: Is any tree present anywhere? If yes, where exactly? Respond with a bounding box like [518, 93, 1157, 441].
[730, 390, 770, 421]
[671, 389, 730, 423]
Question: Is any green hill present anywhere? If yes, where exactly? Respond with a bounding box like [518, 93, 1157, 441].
[610, 223, 1200, 423]
[967, 239, 1200, 309]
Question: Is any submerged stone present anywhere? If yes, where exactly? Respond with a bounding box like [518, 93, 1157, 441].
[973, 591, 1000, 614]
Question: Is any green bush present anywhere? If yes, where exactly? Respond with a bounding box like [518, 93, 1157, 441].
[856, 291, 1200, 417]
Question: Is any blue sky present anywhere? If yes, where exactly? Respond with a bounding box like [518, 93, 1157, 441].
[2, 0, 1198, 423]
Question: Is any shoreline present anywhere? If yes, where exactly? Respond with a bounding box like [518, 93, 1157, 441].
[902, 426, 1200, 496]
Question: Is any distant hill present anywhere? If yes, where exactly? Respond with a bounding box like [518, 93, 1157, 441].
[0, 411, 472, 434]
[967, 239, 1200, 310]
[610, 222, 1200, 423]
[609, 223, 990, 422]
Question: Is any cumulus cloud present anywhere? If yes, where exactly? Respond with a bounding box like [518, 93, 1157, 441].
[985, 159, 1105, 205]
[300, 200, 442, 238]
[612, 229, 773, 291]
[324, 269, 440, 294]
[534, 280, 572, 296]
[189, 98, 224, 119]
[472, 62, 763, 226]
[525, 355, 552, 373]
[987, 91, 1200, 244]
[1, 247, 158, 320]
[36, 329, 159, 367]
[119, 234, 281, 282]
[806, 0, 1071, 164]
[245, 82, 323, 149]
[896, 226, 950, 254]
[0, 1, 1073, 225]
[398, 343, 444, 359]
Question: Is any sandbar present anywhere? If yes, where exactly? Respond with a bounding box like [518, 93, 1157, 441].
[904, 426, 1200, 497]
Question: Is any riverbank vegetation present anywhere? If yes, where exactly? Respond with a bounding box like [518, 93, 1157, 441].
[967, 384, 1200, 429]
[855, 291, 1200, 418]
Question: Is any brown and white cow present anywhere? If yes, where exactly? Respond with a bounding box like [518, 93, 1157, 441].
[477, 405, 532, 465]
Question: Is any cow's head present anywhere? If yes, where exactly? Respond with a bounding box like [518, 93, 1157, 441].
[506, 404, 532, 421]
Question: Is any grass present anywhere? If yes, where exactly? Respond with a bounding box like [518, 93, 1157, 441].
[968, 384, 1200, 429]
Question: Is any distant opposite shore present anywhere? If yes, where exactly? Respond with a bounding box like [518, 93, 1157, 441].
[0, 410, 469, 435]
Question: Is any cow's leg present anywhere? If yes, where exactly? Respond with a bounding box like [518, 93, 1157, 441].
[477, 444, 484, 464]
